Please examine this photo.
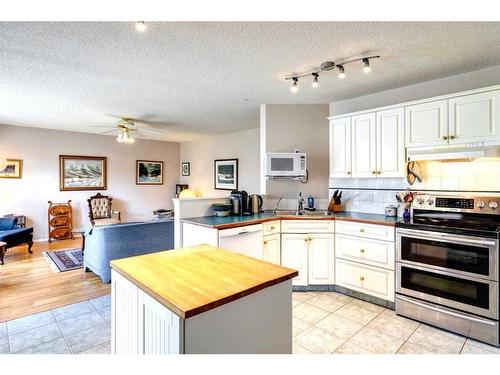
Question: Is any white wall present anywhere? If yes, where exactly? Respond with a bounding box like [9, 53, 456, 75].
[179, 128, 260, 198]
[262, 104, 330, 200]
[0, 124, 180, 240]
[330, 64, 500, 116]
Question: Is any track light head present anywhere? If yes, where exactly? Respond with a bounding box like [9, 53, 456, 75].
[312, 73, 319, 88]
[337, 65, 346, 79]
[291, 77, 299, 93]
[362, 58, 371, 73]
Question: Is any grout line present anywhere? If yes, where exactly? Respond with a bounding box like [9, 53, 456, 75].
[394, 323, 421, 354]
[52, 309, 72, 354]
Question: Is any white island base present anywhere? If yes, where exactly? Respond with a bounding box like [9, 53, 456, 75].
[111, 270, 293, 354]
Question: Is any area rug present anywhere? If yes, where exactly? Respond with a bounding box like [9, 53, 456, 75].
[43, 248, 83, 272]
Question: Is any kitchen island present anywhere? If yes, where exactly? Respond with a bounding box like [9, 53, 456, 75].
[110, 244, 298, 354]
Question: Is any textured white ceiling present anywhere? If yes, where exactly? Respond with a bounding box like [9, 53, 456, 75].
[2, 22, 500, 142]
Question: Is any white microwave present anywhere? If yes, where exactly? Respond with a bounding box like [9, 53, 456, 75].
[265, 152, 307, 177]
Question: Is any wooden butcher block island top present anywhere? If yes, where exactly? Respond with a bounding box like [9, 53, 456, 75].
[110, 244, 298, 319]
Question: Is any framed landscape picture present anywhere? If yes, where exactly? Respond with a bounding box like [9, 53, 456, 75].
[181, 162, 190, 176]
[0, 159, 23, 179]
[59, 155, 107, 191]
[136, 160, 164, 185]
[214, 158, 238, 190]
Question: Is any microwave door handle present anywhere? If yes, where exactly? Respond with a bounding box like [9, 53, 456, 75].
[397, 295, 497, 326]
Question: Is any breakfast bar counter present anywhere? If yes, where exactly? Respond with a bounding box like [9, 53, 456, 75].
[110, 244, 298, 354]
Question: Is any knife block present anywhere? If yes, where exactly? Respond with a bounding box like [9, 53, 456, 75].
[332, 204, 342, 212]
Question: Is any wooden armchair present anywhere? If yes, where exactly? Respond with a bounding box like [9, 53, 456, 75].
[87, 193, 121, 226]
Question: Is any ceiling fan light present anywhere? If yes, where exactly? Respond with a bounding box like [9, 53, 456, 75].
[117, 133, 124, 143]
[290, 77, 298, 93]
[312, 73, 319, 88]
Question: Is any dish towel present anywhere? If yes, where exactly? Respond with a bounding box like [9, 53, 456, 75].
[407, 161, 423, 185]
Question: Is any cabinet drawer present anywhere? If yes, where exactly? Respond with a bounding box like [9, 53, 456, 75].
[281, 220, 334, 233]
[335, 259, 395, 302]
[335, 234, 395, 270]
[263, 220, 280, 236]
[335, 220, 394, 241]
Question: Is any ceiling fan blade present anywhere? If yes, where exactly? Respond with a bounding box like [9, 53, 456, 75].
[88, 125, 117, 129]
[98, 129, 119, 135]
[135, 126, 165, 133]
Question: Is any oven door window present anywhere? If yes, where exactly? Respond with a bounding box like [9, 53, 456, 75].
[400, 236, 490, 276]
[400, 266, 490, 309]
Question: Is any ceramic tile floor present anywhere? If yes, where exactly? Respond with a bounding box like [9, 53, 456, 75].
[0, 295, 111, 354]
[1, 291, 500, 354]
[292, 292, 500, 354]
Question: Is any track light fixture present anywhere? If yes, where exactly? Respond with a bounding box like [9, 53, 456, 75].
[362, 58, 371, 73]
[285, 55, 379, 91]
[337, 65, 346, 79]
[312, 73, 319, 88]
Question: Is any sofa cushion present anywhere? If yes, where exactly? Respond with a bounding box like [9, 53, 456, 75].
[0, 217, 18, 231]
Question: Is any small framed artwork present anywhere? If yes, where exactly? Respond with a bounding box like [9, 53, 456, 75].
[214, 158, 238, 190]
[181, 162, 190, 176]
[136, 160, 164, 185]
[59, 155, 107, 191]
[0, 159, 23, 179]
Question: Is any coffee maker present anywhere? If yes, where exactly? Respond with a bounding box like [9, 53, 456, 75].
[229, 190, 249, 215]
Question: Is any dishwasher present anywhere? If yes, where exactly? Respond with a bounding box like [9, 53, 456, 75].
[218, 224, 264, 260]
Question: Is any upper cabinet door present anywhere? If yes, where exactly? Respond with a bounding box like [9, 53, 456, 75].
[449, 90, 500, 144]
[376, 107, 406, 177]
[351, 113, 376, 178]
[329, 117, 352, 178]
[405, 99, 448, 147]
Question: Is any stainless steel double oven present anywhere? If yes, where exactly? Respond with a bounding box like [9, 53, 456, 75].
[395, 195, 500, 346]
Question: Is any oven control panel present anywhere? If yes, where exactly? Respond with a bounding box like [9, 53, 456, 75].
[413, 194, 500, 214]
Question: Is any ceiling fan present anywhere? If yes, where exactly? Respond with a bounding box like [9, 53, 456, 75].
[89, 116, 166, 144]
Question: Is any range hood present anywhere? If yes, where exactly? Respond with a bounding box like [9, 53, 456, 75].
[407, 143, 500, 161]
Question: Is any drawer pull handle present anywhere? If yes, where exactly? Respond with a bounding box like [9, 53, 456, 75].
[360, 228, 365, 233]
[442, 136, 448, 140]
[359, 276, 365, 282]
[359, 248, 365, 253]
[270, 226, 275, 230]
[346, 171, 351, 175]
[263, 241, 268, 245]
[376, 171, 381, 175]
[371, 170, 376, 174]
[449, 135, 455, 140]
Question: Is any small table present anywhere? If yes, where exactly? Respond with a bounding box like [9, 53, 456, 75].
[0, 241, 7, 265]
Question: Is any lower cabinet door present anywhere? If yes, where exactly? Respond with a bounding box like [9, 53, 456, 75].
[281, 233, 308, 286]
[263, 233, 281, 265]
[308, 233, 335, 285]
[335, 258, 395, 302]
[139, 291, 182, 354]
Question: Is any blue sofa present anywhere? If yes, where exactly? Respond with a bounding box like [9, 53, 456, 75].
[0, 217, 33, 265]
[83, 219, 174, 283]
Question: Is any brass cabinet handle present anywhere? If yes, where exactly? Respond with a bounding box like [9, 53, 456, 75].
[371, 170, 376, 174]
[359, 276, 365, 282]
[376, 171, 381, 175]
[270, 226, 275, 230]
[360, 228, 365, 233]
[449, 135, 455, 140]
[360, 248, 365, 253]
[442, 136, 448, 140]
[263, 241, 268, 245]
[346, 171, 351, 175]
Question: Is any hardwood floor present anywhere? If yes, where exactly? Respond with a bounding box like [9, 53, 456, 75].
[0, 238, 110, 323]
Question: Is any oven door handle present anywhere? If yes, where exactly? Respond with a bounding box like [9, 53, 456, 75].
[397, 295, 498, 326]
[397, 229, 497, 247]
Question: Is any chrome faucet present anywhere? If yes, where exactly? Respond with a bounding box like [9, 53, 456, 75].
[274, 196, 285, 214]
[298, 192, 305, 215]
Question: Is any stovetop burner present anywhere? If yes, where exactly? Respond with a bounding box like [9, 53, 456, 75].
[396, 194, 500, 238]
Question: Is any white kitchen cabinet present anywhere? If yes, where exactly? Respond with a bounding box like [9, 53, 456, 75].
[263, 220, 280, 236]
[405, 99, 448, 147]
[335, 220, 395, 242]
[335, 234, 395, 270]
[335, 258, 395, 302]
[449, 90, 500, 144]
[263, 233, 281, 265]
[281, 233, 309, 286]
[376, 107, 406, 177]
[329, 117, 352, 178]
[281, 220, 335, 233]
[351, 113, 377, 178]
[308, 233, 335, 285]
